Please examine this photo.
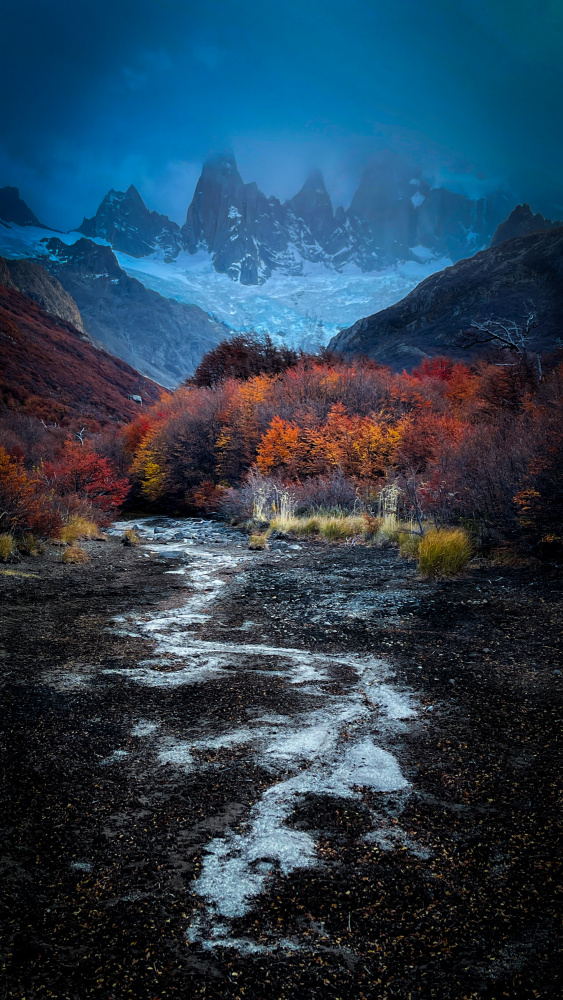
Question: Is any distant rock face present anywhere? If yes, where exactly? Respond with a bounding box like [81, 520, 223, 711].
[0, 186, 43, 227]
[75, 154, 514, 285]
[329, 227, 563, 369]
[182, 154, 296, 283]
[490, 203, 562, 247]
[0, 255, 85, 332]
[39, 238, 229, 386]
[285, 170, 350, 268]
[79, 185, 183, 261]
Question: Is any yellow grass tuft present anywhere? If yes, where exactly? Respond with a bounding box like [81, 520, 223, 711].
[249, 533, 268, 550]
[59, 516, 100, 544]
[0, 534, 15, 562]
[320, 515, 367, 540]
[122, 529, 140, 546]
[398, 531, 421, 558]
[270, 515, 319, 536]
[270, 513, 368, 541]
[17, 533, 42, 556]
[377, 514, 401, 544]
[62, 544, 90, 564]
[418, 528, 472, 577]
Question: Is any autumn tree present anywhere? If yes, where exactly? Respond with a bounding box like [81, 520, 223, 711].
[44, 441, 129, 515]
[0, 446, 62, 537]
[188, 334, 300, 387]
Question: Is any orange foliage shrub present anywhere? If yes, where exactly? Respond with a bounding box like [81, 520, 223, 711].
[0, 446, 62, 537]
[122, 344, 562, 540]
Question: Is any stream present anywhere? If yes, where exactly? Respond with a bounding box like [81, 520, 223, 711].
[104, 517, 422, 954]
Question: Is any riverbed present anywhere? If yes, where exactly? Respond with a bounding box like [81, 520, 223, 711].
[2, 519, 561, 998]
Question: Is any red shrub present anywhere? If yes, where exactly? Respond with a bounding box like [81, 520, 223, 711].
[0, 446, 62, 537]
[44, 441, 129, 514]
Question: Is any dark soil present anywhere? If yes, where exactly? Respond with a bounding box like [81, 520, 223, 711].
[1, 534, 561, 999]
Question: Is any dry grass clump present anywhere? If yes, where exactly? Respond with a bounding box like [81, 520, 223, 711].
[122, 529, 140, 546]
[270, 513, 368, 541]
[398, 531, 422, 559]
[376, 514, 402, 544]
[59, 516, 100, 544]
[249, 533, 268, 550]
[0, 533, 16, 562]
[62, 544, 90, 564]
[270, 515, 319, 536]
[17, 533, 42, 556]
[418, 528, 472, 577]
[320, 515, 367, 540]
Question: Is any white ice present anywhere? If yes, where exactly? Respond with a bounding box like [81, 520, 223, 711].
[0, 222, 451, 353]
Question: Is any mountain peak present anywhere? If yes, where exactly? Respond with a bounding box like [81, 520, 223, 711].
[302, 169, 327, 194]
[0, 186, 43, 227]
[77, 184, 182, 260]
[490, 203, 562, 246]
[202, 152, 239, 177]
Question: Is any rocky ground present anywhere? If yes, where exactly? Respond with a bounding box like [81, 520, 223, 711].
[1, 519, 561, 999]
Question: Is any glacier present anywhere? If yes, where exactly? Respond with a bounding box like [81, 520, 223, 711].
[113, 249, 452, 351]
[0, 220, 450, 352]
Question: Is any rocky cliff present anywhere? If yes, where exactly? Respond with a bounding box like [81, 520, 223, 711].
[79, 185, 183, 261]
[490, 203, 562, 247]
[0, 186, 44, 227]
[329, 227, 563, 368]
[1, 256, 85, 332]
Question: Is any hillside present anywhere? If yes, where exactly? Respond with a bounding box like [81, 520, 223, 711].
[0, 284, 161, 426]
[329, 226, 563, 368]
[39, 237, 230, 387]
[1, 254, 85, 331]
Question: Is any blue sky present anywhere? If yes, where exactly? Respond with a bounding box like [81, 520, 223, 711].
[1, 0, 562, 228]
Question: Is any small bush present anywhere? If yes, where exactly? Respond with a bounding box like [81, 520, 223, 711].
[0, 534, 16, 562]
[362, 514, 382, 538]
[418, 528, 472, 577]
[122, 529, 140, 546]
[59, 516, 100, 544]
[17, 533, 42, 556]
[249, 533, 268, 550]
[62, 544, 90, 564]
[398, 531, 421, 558]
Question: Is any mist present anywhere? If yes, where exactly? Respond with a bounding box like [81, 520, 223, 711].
[1, 0, 562, 228]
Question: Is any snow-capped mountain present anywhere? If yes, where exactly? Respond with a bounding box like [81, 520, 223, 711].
[0, 155, 520, 383]
[73, 153, 513, 285]
[79, 184, 183, 261]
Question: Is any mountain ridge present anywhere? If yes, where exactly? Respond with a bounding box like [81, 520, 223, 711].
[0, 283, 161, 425]
[55, 154, 515, 285]
[328, 226, 563, 369]
[1, 254, 85, 332]
[38, 237, 229, 387]
[490, 203, 562, 247]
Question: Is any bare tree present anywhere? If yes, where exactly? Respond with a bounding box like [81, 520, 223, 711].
[457, 307, 542, 376]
